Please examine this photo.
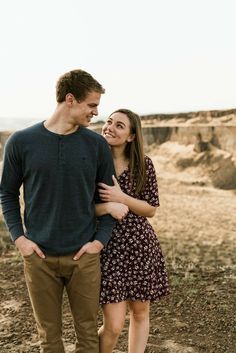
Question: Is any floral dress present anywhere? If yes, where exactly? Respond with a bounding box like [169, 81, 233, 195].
[100, 156, 169, 304]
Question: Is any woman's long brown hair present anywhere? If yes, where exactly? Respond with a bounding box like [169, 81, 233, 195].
[110, 109, 146, 194]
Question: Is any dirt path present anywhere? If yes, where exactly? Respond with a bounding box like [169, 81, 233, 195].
[0, 177, 236, 353]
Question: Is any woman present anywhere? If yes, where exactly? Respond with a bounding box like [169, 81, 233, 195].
[96, 109, 169, 353]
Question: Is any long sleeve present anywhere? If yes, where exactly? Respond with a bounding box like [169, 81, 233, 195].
[0, 133, 25, 241]
[94, 139, 116, 245]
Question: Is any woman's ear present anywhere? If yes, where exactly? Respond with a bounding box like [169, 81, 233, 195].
[127, 134, 135, 142]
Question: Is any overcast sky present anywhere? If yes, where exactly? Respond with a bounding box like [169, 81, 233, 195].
[0, 0, 236, 127]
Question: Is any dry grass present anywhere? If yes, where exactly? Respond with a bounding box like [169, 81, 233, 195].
[0, 146, 236, 352]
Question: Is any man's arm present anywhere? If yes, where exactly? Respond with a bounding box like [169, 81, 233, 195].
[93, 140, 117, 244]
[73, 138, 116, 260]
[0, 134, 45, 258]
[0, 134, 25, 241]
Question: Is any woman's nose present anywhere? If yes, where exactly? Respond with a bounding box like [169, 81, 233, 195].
[108, 121, 116, 130]
[107, 124, 114, 132]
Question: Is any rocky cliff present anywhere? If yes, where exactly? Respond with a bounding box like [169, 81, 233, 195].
[142, 125, 236, 157]
[91, 108, 236, 157]
[1, 108, 236, 151]
[92, 108, 236, 189]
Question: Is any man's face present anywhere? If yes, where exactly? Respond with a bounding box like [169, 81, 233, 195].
[72, 91, 101, 127]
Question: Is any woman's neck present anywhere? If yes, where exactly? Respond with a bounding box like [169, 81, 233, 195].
[110, 146, 126, 160]
[110, 146, 129, 176]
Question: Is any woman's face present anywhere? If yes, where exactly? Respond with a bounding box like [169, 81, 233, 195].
[102, 112, 134, 147]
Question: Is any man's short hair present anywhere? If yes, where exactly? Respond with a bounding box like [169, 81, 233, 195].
[56, 69, 105, 103]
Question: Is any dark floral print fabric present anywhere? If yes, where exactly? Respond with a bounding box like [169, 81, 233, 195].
[100, 156, 169, 304]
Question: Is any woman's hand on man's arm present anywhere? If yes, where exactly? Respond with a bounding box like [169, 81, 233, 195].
[95, 202, 129, 221]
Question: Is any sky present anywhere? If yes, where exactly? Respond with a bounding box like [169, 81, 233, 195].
[0, 0, 236, 128]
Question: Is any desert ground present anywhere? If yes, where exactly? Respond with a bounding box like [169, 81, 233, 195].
[0, 141, 236, 353]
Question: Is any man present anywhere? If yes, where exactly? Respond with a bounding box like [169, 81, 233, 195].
[0, 69, 123, 353]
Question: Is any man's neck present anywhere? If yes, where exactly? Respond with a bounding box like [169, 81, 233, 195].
[44, 106, 79, 135]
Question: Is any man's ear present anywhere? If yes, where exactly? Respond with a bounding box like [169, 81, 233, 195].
[65, 93, 74, 105]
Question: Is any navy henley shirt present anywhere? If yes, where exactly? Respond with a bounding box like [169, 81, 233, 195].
[0, 122, 116, 255]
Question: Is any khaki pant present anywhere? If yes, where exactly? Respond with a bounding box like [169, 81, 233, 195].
[24, 252, 101, 353]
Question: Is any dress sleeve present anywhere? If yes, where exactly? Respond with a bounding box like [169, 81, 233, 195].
[139, 156, 160, 207]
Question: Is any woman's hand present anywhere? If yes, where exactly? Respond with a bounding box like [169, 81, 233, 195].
[98, 175, 125, 203]
[107, 202, 129, 220]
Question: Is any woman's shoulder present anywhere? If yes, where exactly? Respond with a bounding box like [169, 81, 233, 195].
[144, 155, 155, 168]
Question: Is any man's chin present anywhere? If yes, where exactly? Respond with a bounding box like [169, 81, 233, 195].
[79, 122, 91, 128]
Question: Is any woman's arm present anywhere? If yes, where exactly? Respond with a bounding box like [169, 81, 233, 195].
[98, 176, 157, 218]
[119, 193, 156, 217]
[95, 202, 129, 221]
